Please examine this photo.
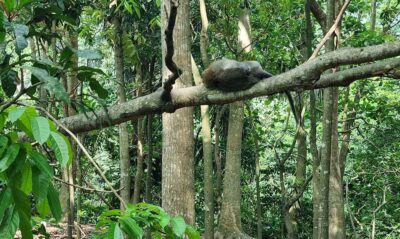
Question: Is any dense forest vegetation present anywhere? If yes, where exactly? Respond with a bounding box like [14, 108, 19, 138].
[0, 0, 399, 238]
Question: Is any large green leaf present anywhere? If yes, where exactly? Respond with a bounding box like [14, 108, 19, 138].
[12, 188, 33, 239]
[1, 70, 17, 97]
[47, 183, 61, 222]
[8, 107, 25, 123]
[0, 114, 6, 131]
[0, 143, 20, 172]
[13, 24, 29, 54]
[114, 223, 124, 239]
[0, 135, 8, 157]
[23, 66, 70, 103]
[0, 207, 19, 239]
[15, 107, 37, 137]
[119, 216, 143, 239]
[20, 163, 32, 194]
[185, 225, 200, 239]
[36, 198, 51, 217]
[0, 187, 12, 222]
[28, 151, 53, 177]
[89, 79, 108, 99]
[31, 116, 50, 144]
[32, 166, 50, 201]
[171, 216, 186, 237]
[47, 131, 72, 167]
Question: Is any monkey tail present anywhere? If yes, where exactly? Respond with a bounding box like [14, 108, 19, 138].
[285, 91, 299, 124]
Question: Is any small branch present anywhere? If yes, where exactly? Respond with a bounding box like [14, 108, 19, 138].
[286, 175, 313, 209]
[35, 106, 127, 208]
[0, 82, 42, 113]
[310, 0, 351, 59]
[310, 0, 327, 30]
[53, 176, 119, 193]
[161, 0, 182, 102]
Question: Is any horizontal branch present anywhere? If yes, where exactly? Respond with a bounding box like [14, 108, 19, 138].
[60, 42, 400, 133]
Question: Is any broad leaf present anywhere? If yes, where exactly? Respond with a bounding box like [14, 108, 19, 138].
[89, 80, 108, 99]
[119, 216, 143, 239]
[171, 216, 186, 237]
[0, 187, 12, 221]
[32, 166, 50, 201]
[0, 114, 5, 131]
[13, 24, 29, 54]
[28, 151, 53, 177]
[12, 188, 33, 239]
[1, 70, 17, 97]
[185, 225, 200, 239]
[8, 107, 25, 123]
[47, 131, 72, 167]
[15, 107, 38, 137]
[31, 116, 50, 144]
[0, 135, 8, 157]
[20, 164, 32, 194]
[0, 143, 20, 172]
[47, 183, 61, 222]
[114, 223, 124, 239]
[0, 207, 19, 239]
[36, 198, 51, 216]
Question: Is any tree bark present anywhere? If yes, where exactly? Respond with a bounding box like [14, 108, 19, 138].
[113, 13, 131, 208]
[161, 0, 195, 224]
[217, 101, 244, 237]
[192, 56, 214, 238]
[59, 41, 400, 134]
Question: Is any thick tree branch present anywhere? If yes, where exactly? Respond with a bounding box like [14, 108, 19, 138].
[60, 42, 400, 133]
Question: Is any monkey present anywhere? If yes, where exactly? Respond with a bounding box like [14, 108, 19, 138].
[202, 59, 299, 123]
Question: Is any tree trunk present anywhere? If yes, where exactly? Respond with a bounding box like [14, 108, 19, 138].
[161, 0, 195, 224]
[218, 101, 244, 237]
[133, 68, 145, 204]
[113, 13, 131, 208]
[192, 56, 214, 238]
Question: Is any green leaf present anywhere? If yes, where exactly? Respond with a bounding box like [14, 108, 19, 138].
[185, 225, 200, 239]
[32, 166, 50, 201]
[13, 24, 29, 54]
[0, 143, 20, 172]
[0, 135, 8, 157]
[0, 187, 12, 221]
[0, 114, 5, 131]
[114, 223, 124, 239]
[20, 163, 32, 194]
[23, 66, 70, 103]
[47, 131, 72, 167]
[171, 216, 186, 237]
[12, 188, 33, 239]
[89, 80, 108, 99]
[15, 107, 38, 137]
[4, 0, 15, 12]
[119, 216, 143, 239]
[8, 107, 25, 123]
[1, 70, 17, 97]
[47, 183, 61, 222]
[28, 151, 53, 177]
[159, 212, 170, 229]
[0, 207, 19, 239]
[36, 198, 51, 216]
[31, 116, 50, 144]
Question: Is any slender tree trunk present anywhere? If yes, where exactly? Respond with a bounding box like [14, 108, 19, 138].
[161, 0, 195, 224]
[113, 13, 131, 208]
[218, 101, 245, 237]
[318, 0, 335, 238]
[192, 56, 214, 238]
[133, 68, 145, 204]
[214, 105, 226, 213]
[217, 6, 252, 237]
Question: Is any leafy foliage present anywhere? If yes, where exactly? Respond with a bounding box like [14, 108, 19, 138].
[96, 203, 200, 239]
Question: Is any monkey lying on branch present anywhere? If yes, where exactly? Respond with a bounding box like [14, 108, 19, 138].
[202, 59, 298, 122]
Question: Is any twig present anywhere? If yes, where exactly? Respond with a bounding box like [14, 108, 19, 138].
[0, 82, 42, 113]
[53, 176, 119, 193]
[309, 0, 351, 59]
[35, 106, 127, 208]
